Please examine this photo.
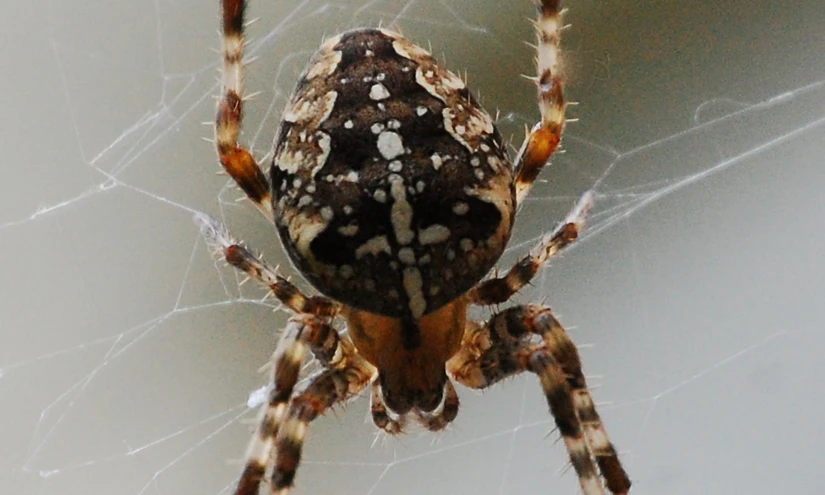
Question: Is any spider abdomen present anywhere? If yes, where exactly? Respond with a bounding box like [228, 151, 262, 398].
[271, 28, 515, 321]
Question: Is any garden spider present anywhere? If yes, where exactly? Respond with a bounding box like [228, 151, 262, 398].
[195, 0, 631, 494]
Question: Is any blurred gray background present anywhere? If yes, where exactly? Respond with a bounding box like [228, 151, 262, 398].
[2, 1, 824, 494]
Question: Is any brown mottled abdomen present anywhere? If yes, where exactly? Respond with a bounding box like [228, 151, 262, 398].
[271, 28, 515, 321]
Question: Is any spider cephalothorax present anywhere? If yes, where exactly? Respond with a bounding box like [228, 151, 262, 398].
[197, 1, 631, 494]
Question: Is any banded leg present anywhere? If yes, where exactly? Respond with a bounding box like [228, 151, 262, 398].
[236, 315, 346, 495]
[271, 346, 376, 494]
[468, 191, 591, 305]
[527, 306, 630, 495]
[448, 305, 630, 495]
[217, 0, 273, 220]
[195, 213, 338, 317]
[513, 0, 568, 206]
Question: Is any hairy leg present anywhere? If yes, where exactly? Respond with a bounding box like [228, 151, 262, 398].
[216, 0, 273, 220]
[269, 348, 375, 494]
[195, 212, 337, 317]
[236, 316, 341, 495]
[448, 305, 630, 495]
[513, 0, 568, 206]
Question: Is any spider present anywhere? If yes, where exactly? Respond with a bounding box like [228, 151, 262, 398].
[195, 0, 631, 494]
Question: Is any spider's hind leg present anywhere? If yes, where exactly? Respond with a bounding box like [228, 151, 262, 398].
[448, 305, 630, 495]
[216, 0, 273, 221]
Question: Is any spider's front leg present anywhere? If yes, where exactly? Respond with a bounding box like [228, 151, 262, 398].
[513, 0, 568, 205]
[448, 305, 631, 495]
[216, 0, 273, 221]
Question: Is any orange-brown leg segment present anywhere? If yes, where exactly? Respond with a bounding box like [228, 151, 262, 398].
[217, 0, 274, 221]
[195, 211, 358, 495]
[513, 0, 568, 206]
[448, 305, 630, 495]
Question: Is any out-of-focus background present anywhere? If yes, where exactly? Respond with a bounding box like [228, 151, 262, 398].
[2, 1, 823, 494]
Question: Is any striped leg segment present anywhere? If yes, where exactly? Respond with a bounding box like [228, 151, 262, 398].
[235, 317, 329, 495]
[195, 213, 338, 317]
[529, 307, 630, 494]
[513, 0, 568, 206]
[448, 305, 630, 495]
[217, 0, 273, 220]
[236, 316, 374, 495]
[270, 347, 375, 494]
[468, 191, 591, 306]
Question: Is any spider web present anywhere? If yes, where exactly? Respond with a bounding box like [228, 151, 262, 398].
[3, 1, 824, 494]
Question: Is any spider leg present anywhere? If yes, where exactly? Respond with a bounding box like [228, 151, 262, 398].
[513, 0, 567, 206]
[217, 0, 273, 221]
[236, 315, 346, 495]
[529, 307, 630, 494]
[195, 213, 337, 317]
[467, 191, 591, 305]
[270, 344, 375, 494]
[448, 305, 630, 495]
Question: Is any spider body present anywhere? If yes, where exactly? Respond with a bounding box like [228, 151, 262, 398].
[270, 29, 518, 413]
[272, 29, 514, 328]
[198, 1, 631, 494]
[343, 298, 467, 414]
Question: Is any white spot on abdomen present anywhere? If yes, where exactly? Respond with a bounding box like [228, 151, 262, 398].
[377, 131, 405, 160]
[369, 83, 390, 100]
[418, 224, 451, 245]
[389, 174, 414, 245]
[338, 224, 359, 236]
[355, 235, 391, 259]
[398, 247, 416, 265]
[403, 267, 426, 318]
